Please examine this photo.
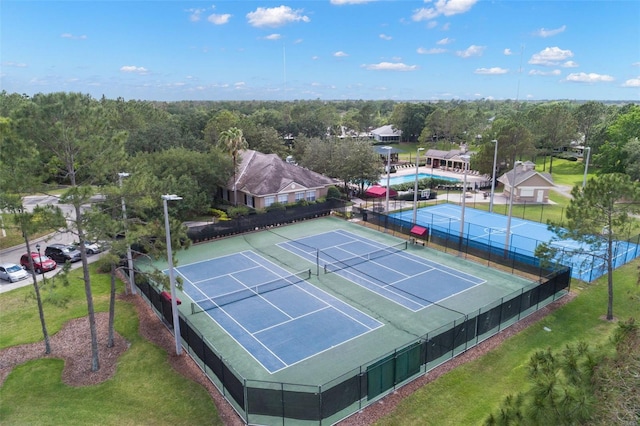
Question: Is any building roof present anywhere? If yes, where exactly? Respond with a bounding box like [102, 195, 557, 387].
[371, 125, 402, 137]
[425, 148, 465, 160]
[364, 185, 398, 198]
[232, 150, 335, 196]
[497, 162, 555, 188]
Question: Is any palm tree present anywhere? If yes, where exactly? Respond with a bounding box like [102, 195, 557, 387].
[219, 127, 248, 205]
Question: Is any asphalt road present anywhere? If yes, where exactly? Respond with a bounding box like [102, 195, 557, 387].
[0, 195, 103, 293]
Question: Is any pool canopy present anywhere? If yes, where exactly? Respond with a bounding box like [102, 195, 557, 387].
[365, 185, 398, 198]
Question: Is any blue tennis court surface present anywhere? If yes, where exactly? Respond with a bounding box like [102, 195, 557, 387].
[391, 204, 640, 282]
[172, 251, 382, 373]
[279, 230, 485, 311]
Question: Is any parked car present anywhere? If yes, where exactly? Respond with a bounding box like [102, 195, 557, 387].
[20, 253, 57, 273]
[74, 240, 104, 255]
[44, 244, 82, 263]
[0, 263, 29, 283]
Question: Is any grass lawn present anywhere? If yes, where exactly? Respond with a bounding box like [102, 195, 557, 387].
[0, 265, 223, 425]
[375, 258, 640, 425]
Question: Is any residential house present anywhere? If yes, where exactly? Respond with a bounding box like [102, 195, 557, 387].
[497, 161, 555, 203]
[221, 149, 337, 209]
[370, 125, 402, 144]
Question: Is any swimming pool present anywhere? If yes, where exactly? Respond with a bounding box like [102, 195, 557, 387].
[382, 173, 461, 186]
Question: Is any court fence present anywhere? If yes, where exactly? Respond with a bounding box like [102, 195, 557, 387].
[187, 198, 347, 243]
[358, 207, 640, 283]
[131, 244, 570, 425]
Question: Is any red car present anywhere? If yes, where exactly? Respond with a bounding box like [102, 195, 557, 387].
[20, 252, 57, 273]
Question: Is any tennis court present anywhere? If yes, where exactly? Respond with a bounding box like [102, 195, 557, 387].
[173, 250, 382, 373]
[136, 216, 570, 424]
[391, 204, 640, 282]
[279, 230, 486, 311]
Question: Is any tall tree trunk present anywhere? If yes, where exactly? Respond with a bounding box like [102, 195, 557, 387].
[108, 263, 117, 348]
[74, 203, 100, 371]
[606, 234, 614, 321]
[24, 232, 51, 354]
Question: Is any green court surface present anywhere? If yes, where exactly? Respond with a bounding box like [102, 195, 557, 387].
[136, 217, 536, 385]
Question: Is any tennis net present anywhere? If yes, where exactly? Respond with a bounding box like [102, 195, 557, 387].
[323, 241, 408, 274]
[191, 269, 311, 314]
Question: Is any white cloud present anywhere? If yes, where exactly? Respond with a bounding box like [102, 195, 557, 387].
[529, 69, 562, 76]
[2, 61, 27, 68]
[412, 0, 478, 21]
[61, 33, 87, 40]
[208, 14, 231, 25]
[633, 62, 640, 67]
[379, 34, 392, 41]
[528, 46, 573, 66]
[565, 72, 614, 83]
[246, 6, 310, 28]
[622, 77, 640, 87]
[504, 48, 513, 55]
[456, 45, 485, 58]
[533, 25, 567, 38]
[562, 60, 579, 68]
[120, 65, 149, 75]
[187, 7, 206, 22]
[362, 62, 418, 71]
[330, 0, 375, 4]
[334, 51, 349, 57]
[417, 47, 446, 54]
[264, 34, 282, 40]
[475, 67, 508, 75]
[437, 37, 454, 45]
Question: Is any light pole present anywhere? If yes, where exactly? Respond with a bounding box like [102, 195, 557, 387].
[459, 155, 471, 238]
[582, 146, 591, 188]
[504, 157, 518, 252]
[35, 244, 46, 283]
[118, 172, 135, 295]
[489, 139, 498, 213]
[162, 194, 183, 356]
[413, 147, 425, 224]
[383, 146, 392, 212]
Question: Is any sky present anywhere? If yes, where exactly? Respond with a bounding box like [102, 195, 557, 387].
[2, 0, 639, 102]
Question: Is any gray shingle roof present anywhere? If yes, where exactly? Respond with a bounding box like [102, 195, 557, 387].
[232, 150, 335, 196]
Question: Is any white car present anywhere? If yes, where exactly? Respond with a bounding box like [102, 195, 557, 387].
[74, 241, 103, 255]
[0, 263, 29, 283]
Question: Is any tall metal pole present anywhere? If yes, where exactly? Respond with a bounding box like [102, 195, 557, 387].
[162, 194, 183, 356]
[459, 155, 470, 237]
[582, 146, 591, 188]
[118, 172, 135, 295]
[413, 147, 425, 224]
[504, 157, 517, 252]
[489, 139, 498, 213]
[383, 146, 392, 212]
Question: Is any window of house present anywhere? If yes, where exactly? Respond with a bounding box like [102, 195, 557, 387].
[246, 195, 254, 208]
[264, 196, 275, 207]
[520, 188, 534, 197]
[306, 190, 316, 201]
[295, 191, 305, 202]
[278, 194, 288, 204]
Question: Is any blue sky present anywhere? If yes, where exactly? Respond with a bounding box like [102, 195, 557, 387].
[2, 1, 639, 102]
